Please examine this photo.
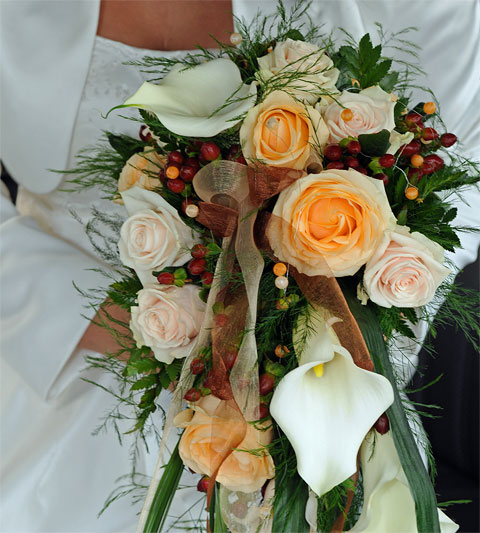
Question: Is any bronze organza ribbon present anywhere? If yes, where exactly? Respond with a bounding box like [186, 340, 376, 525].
[137, 160, 372, 532]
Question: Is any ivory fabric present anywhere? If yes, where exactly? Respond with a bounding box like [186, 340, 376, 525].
[0, 1, 479, 532]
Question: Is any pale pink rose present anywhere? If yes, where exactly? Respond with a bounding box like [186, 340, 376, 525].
[118, 187, 196, 285]
[257, 39, 339, 104]
[130, 284, 205, 363]
[322, 86, 396, 142]
[363, 226, 451, 308]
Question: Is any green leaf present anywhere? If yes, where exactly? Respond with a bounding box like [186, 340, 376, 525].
[341, 282, 441, 533]
[210, 484, 228, 533]
[143, 440, 184, 532]
[364, 58, 391, 87]
[130, 374, 158, 391]
[380, 71, 399, 92]
[358, 129, 391, 156]
[166, 359, 183, 381]
[284, 29, 304, 42]
[272, 472, 310, 533]
[107, 132, 144, 161]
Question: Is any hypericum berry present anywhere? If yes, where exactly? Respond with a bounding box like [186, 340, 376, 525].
[440, 133, 457, 148]
[374, 413, 390, 434]
[230, 32, 243, 46]
[344, 156, 359, 169]
[197, 477, 210, 493]
[259, 373, 275, 395]
[273, 262, 287, 277]
[405, 186, 419, 200]
[165, 164, 181, 180]
[422, 127, 438, 141]
[157, 272, 174, 285]
[276, 298, 289, 310]
[341, 108, 354, 121]
[407, 167, 423, 180]
[357, 166, 368, 175]
[423, 101, 436, 115]
[184, 157, 201, 171]
[200, 142, 221, 161]
[400, 139, 421, 157]
[184, 388, 201, 402]
[346, 140, 361, 155]
[191, 244, 208, 259]
[405, 112, 423, 125]
[421, 160, 436, 175]
[409, 120, 424, 132]
[188, 258, 207, 276]
[167, 151, 184, 165]
[378, 154, 395, 168]
[424, 154, 444, 171]
[375, 173, 389, 186]
[410, 154, 424, 168]
[185, 204, 199, 218]
[223, 351, 237, 370]
[326, 161, 344, 170]
[214, 313, 229, 328]
[166, 178, 185, 193]
[200, 271, 213, 287]
[259, 403, 269, 419]
[274, 344, 290, 358]
[139, 125, 152, 142]
[324, 144, 343, 161]
[190, 358, 205, 375]
[180, 165, 196, 182]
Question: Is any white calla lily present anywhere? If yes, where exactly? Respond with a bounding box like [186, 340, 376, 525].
[270, 310, 394, 497]
[121, 58, 257, 137]
[349, 432, 458, 532]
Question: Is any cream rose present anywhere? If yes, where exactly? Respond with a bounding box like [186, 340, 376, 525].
[322, 86, 396, 142]
[257, 39, 339, 104]
[130, 284, 205, 363]
[118, 187, 196, 285]
[363, 225, 451, 308]
[268, 169, 396, 277]
[175, 395, 275, 493]
[117, 150, 164, 194]
[240, 91, 329, 171]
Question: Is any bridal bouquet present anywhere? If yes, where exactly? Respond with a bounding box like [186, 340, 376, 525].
[69, 2, 479, 532]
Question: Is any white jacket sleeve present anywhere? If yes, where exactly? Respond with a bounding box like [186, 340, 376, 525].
[0, 186, 107, 402]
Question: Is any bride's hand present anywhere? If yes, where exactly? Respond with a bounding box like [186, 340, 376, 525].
[78, 300, 132, 361]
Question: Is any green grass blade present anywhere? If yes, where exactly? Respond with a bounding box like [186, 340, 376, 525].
[143, 441, 184, 533]
[342, 283, 440, 533]
[272, 472, 310, 533]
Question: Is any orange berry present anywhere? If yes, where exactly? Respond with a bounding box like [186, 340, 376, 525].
[165, 165, 180, 179]
[423, 101, 436, 115]
[405, 186, 419, 200]
[410, 154, 424, 168]
[273, 262, 287, 276]
[275, 345, 290, 358]
[341, 108, 354, 121]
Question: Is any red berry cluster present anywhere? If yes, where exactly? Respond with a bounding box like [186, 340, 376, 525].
[160, 151, 200, 195]
[156, 244, 213, 288]
[324, 141, 364, 172]
[398, 112, 456, 181]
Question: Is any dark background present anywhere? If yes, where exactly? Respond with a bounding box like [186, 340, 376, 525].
[2, 166, 478, 532]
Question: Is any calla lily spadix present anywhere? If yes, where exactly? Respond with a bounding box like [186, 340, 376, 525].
[270, 309, 394, 497]
[349, 432, 458, 532]
[121, 58, 258, 137]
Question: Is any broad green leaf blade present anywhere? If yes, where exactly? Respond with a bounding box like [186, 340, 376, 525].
[341, 282, 441, 533]
[210, 484, 228, 533]
[143, 440, 184, 533]
[272, 472, 310, 533]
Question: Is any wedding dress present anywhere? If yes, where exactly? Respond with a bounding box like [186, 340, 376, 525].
[1, 1, 479, 532]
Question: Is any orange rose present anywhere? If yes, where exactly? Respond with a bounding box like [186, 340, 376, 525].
[175, 396, 274, 493]
[239, 91, 329, 170]
[117, 150, 164, 194]
[267, 169, 395, 277]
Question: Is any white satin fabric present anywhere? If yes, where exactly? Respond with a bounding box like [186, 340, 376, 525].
[0, 1, 479, 532]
